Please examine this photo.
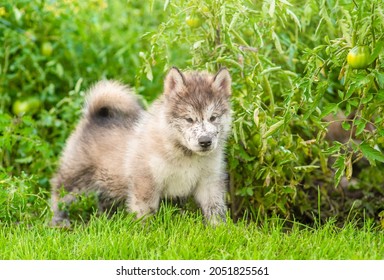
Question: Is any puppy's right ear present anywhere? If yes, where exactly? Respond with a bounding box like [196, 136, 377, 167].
[164, 67, 186, 95]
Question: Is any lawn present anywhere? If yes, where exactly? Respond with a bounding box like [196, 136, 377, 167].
[1, 205, 383, 260]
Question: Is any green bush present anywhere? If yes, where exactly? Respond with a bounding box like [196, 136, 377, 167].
[142, 0, 384, 223]
[0, 0, 165, 222]
[1, 0, 383, 225]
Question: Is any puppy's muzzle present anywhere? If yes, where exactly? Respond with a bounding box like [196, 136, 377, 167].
[198, 136, 212, 148]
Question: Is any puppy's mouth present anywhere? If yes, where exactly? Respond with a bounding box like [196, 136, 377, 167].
[184, 144, 215, 156]
[175, 138, 217, 156]
[194, 146, 216, 155]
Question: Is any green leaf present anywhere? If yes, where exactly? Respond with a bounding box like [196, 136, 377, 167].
[345, 155, 353, 180]
[369, 41, 384, 64]
[324, 142, 342, 155]
[15, 156, 33, 164]
[144, 62, 153, 81]
[246, 187, 254, 196]
[374, 71, 384, 89]
[341, 121, 351, 131]
[55, 63, 64, 78]
[346, 99, 359, 107]
[361, 92, 373, 104]
[269, 0, 275, 18]
[272, 31, 283, 54]
[378, 90, 384, 101]
[163, 0, 170, 10]
[321, 103, 339, 118]
[354, 119, 366, 136]
[286, 9, 301, 30]
[74, 78, 83, 94]
[332, 155, 345, 187]
[360, 143, 384, 165]
[294, 165, 320, 171]
[263, 119, 284, 138]
[237, 145, 255, 162]
[282, 186, 296, 194]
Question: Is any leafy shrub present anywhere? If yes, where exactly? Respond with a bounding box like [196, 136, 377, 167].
[0, 0, 165, 223]
[0, 172, 49, 223]
[146, 0, 384, 223]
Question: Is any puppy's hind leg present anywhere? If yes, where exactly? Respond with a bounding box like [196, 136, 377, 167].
[50, 187, 77, 228]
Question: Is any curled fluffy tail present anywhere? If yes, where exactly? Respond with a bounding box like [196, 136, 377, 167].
[84, 80, 143, 127]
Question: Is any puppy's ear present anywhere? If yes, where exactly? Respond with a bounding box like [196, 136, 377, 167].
[164, 67, 186, 95]
[212, 67, 231, 97]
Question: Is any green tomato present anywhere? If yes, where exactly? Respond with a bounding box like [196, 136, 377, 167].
[186, 16, 202, 28]
[201, 6, 209, 13]
[251, 134, 261, 147]
[12, 97, 41, 116]
[41, 41, 53, 57]
[347, 46, 370, 69]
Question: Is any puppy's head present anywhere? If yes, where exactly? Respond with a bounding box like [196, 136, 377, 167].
[163, 67, 232, 155]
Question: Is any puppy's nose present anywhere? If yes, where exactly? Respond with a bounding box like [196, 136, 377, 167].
[198, 136, 212, 148]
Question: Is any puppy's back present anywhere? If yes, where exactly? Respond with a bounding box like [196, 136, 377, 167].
[51, 81, 143, 214]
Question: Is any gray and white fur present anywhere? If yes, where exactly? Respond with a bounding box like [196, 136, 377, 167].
[50, 67, 232, 226]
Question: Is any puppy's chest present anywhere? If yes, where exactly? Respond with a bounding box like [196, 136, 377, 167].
[151, 157, 204, 197]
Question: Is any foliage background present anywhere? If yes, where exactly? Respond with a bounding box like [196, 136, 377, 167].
[1, 0, 383, 226]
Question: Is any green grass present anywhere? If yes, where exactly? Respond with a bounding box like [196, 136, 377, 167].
[1, 205, 383, 260]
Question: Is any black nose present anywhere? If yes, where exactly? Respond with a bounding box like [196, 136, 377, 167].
[198, 136, 212, 148]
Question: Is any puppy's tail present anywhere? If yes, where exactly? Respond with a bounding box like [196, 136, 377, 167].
[84, 80, 143, 127]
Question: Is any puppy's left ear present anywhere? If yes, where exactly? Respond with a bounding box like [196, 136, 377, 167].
[212, 68, 231, 97]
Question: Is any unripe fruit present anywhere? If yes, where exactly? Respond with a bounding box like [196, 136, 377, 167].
[347, 46, 370, 69]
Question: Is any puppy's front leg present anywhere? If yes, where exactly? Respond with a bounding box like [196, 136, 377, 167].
[127, 174, 160, 220]
[194, 177, 227, 226]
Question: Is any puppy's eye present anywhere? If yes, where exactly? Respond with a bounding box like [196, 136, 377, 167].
[186, 117, 194, 123]
[209, 115, 217, 122]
